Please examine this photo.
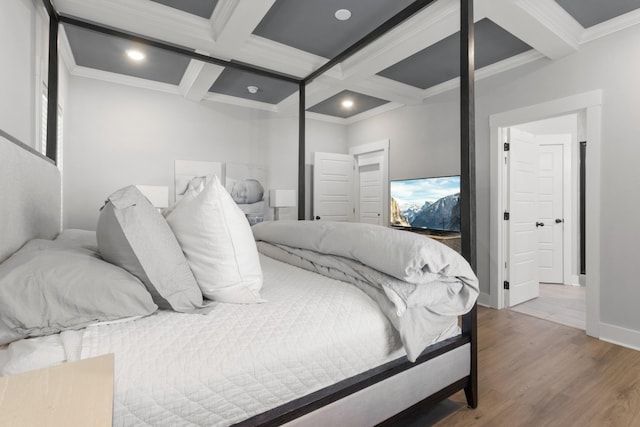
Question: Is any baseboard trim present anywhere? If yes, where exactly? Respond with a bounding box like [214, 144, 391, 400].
[477, 292, 491, 308]
[599, 322, 640, 351]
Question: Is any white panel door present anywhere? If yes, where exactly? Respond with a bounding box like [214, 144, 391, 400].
[313, 152, 353, 222]
[537, 144, 564, 283]
[507, 129, 540, 307]
[358, 162, 382, 225]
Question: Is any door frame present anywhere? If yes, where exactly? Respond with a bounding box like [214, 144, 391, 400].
[349, 140, 390, 226]
[489, 91, 602, 338]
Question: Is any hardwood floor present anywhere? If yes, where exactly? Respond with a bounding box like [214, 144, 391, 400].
[510, 283, 586, 330]
[405, 307, 640, 426]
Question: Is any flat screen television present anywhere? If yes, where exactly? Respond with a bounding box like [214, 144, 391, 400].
[390, 175, 461, 233]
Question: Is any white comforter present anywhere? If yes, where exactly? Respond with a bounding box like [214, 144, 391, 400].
[252, 221, 479, 362]
[81, 255, 422, 426]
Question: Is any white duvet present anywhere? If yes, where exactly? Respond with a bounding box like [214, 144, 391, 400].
[81, 255, 431, 426]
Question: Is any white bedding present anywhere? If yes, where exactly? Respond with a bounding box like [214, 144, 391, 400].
[0, 253, 461, 426]
[85, 254, 445, 426]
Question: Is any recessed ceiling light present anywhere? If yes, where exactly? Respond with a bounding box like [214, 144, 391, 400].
[342, 99, 354, 108]
[335, 9, 352, 21]
[125, 49, 145, 61]
[247, 85, 259, 94]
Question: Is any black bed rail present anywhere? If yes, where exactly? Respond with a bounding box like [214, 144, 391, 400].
[233, 334, 472, 427]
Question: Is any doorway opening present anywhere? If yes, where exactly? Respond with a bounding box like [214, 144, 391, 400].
[311, 140, 389, 225]
[504, 115, 585, 330]
[489, 90, 602, 338]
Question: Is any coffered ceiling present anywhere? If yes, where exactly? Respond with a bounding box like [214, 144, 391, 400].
[56, 0, 640, 123]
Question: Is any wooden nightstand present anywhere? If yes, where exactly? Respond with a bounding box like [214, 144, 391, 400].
[0, 354, 114, 427]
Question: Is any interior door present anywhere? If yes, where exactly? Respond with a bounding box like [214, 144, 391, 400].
[358, 160, 383, 225]
[313, 152, 354, 222]
[537, 142, 565, 283]
[507, 128, 540, 307]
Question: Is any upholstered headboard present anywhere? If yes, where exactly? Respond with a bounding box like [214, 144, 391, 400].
[0, 134, 61, 262]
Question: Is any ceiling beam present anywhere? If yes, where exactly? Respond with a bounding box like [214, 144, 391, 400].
[212, 0, 276, 54]
[483, 0, 580, 60]
[179, 60, 225, 102]
[304, 0, 440, 83]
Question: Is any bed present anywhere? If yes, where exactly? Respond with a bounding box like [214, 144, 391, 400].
[2, 0, 478, 424]
[0, 133, 478, 425]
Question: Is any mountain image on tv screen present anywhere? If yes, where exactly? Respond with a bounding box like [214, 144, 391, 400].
[390, 176, 460, 232]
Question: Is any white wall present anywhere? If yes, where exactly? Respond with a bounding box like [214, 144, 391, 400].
[347, 23, 640, 338]
[0, 0, 39, 146]
[63, 76, 347, 229]
[262, 116, 348, 220]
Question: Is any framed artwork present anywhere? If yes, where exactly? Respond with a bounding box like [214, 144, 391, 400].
[225, 163, 268, 219]
[174, 160, 222, 201]
[173, 160, 268, 222]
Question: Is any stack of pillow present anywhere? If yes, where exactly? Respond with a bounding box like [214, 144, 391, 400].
[0, 176, 264, 346]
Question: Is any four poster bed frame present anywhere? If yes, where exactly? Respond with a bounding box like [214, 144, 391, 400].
[18, 0, 479, 424]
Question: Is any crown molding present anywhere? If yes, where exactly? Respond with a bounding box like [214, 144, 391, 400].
[55, 0, 217, 53]
[581, 8, 640, 44]
[202, 92, 279, 112]
[422, 49, 545, 99]
[305, 101, 403, 126]
[343, 102, 404, 125]
[71, 66, 181, 95]
[238, 35, 332, 79]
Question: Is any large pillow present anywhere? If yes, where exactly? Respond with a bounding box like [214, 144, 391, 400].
[0, 240, 157, 345]
[165, 176, 264, 303]
[97, 185, 205, 312]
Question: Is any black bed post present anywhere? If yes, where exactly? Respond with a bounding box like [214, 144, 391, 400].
[460, 0, 478, 409]
[298, 82, 306, 220]
[43, 0, 59, 163]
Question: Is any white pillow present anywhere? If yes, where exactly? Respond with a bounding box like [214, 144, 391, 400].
[165, 176, 264, 303]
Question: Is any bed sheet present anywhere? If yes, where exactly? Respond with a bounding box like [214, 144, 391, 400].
[80, 254, 458, 426]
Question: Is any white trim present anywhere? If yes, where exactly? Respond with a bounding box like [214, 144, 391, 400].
[304, 111, 346, 125]
[349, 140, 390, 227]
[344, 103, 404, 125]
[304, 103, 404, 126]
[477, 292, 491, 308]
[55, 0, 217, 54]
[581, 8, 640, 44]
[600, 323, 640, 351]
[489, 90, 602, 127]
[515, 0, 582, 51]
[422, 50, 545, 100]
[202, 92, 279, 112]
[489, 91, 602, 340]
[71, 67, 181, 95]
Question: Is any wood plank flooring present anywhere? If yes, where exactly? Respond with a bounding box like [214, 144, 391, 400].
[405, 306, 640, 426]
[509, 283, 586, 330]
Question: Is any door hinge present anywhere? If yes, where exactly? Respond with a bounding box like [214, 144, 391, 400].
[504, 142, 510, 151]
[504, 212, 510, 220]
[503, 281, 510, 290]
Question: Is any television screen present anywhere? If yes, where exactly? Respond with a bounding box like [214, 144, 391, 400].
[390, 175, 461, 232]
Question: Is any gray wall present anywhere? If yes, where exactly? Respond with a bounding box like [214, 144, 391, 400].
[348, 23, 640, 335]
[63, 76, 347, 229]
